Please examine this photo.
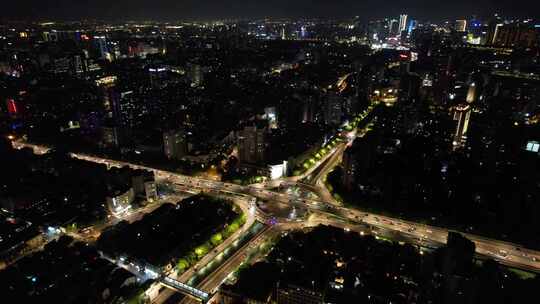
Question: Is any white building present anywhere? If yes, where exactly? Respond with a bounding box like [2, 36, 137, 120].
[268, 160, 288, 180]
[106, 188, 134, 216]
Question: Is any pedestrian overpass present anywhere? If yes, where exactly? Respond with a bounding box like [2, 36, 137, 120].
[159, 276, 210, 302]
[101, 253, 210, 303]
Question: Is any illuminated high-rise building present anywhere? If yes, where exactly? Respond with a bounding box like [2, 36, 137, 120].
[453, 104, 471, 148]
[466, 82, 477, 103]
[106, 186, 134, 216]
[455, 20, 468, 32]
[485, 14, 503, 45]
[324, 91, 342, 126]
[95, 76, 119, 120]
[118, 91, 136, 128]
[407, 19, 417, 36]
[149, 66, 168, 88]
[492, 23, 539, 48]
[237, 125, 266, 164]
[487, 23, 504, 45]
[302, 95, 317, 123]
[263, 107, 278, 129]
[163, 129, 188, 160]
[300, 26, 307, 39]
[342, 144, 358, 191]
[6, 98, 18, 117]
[94, 36, 111, 61]
[101, 126, 120, 147]
[187, 62, 204, 87]
[73, 55, 85, 74]
[398, 14, 408, 33]
[389, 19, 399, 36]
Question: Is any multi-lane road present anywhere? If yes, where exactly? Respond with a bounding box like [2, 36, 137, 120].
[12, 140, 540, 271]
[178, 226, 279, 304]
[151, 194, 258, 304]
[11, 140, 540, 302]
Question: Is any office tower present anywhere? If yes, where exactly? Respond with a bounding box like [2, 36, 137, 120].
[264, 107, 278, 129]
[302, 96, 317, 123]
[342, 138, 375, 190]
[466, 82, 477, 103]
[324, 91, 342, 126]
[368, 19, 390, 41]
[398, 14, 408, 33]
[407, 19, 417, 36]
[144, 182, 158, 202]
[300, 25, 307, 39]
[342, 145, 358, 191]
[491, 23, 539, 48]
[455, 20, 467, 32]
[101, 126, 120, 148]
[187, 62, 204, 87]
[487, 23, 503, 45]
[389, 19, 399, 36]
[94, 36, 111, 61]
[149, 66, 168, 88]
[106, 186, 134, 215]
[163, 129, 188, 160]
[118, 91, 136, 128]
[95, 77, 135, 145]
[237, 125, 266, 164]
[73, 55, 85, 74]
[453, 104, 471, 148]
[398, 73, 421, 105]
[95, 76, 118, 121]
[343, 95, 357, 116]
[132, 170, 158, 202]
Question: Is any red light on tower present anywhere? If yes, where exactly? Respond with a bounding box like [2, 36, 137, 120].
[7, 98, 18, 115]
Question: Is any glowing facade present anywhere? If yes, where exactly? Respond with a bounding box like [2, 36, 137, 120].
[466, 82, 476, 103]
[453, 104, 471, 148]
[456, 20, 467, 32]
[398, 14, 408, 33]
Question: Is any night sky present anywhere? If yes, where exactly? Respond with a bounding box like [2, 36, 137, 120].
[2, 0, 539, 21]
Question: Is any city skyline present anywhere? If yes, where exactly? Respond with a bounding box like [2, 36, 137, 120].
[2, 0, 539, 21]
[1, 2, 540, 303]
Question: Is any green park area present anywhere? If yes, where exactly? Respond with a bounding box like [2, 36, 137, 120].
[176, 212, 247, 273]
[97, 194, 244, 270]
